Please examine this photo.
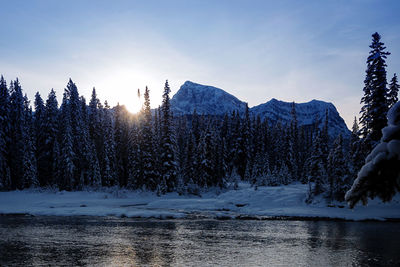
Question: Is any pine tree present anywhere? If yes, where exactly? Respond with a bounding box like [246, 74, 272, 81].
[43, 89, 59, 186]
[289, 102, 299, 180]
[388, 73, 399, 109]
[89, 87, 103, 170]
[306, 133, 327, 203]
[114, 103, 130, 187]
[140, 87, 158, 190]
[0, 76, 11, 189]
[349, 117, 364, 178]
[34, 92, 47, 186]
[58, 92, 75, 190]
[102, 101, 117, 187]
[359, 32, 390, 145]
[81, 96, 101, 188]
[238, 104, 251, 180]
[346, 102, 400, 208]
[160, 80, 177, 193]
[327, 134, 350, 201]
[22, 95, 38, 188]
[9, 79, 26, 189]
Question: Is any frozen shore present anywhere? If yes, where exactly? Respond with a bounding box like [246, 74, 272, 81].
[0, 183, 399, 221]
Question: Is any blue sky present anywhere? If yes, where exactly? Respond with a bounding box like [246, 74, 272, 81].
[0, 0, 399, 127]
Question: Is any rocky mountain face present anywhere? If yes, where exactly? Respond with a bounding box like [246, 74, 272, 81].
[170, 81, 350, 138]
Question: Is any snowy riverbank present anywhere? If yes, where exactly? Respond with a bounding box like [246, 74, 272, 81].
[0, 183, 399, 221]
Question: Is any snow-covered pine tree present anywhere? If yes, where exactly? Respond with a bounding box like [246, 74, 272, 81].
[346, 102, 400, 208]
[289, 102, 299, 180]
[197, 126, 212, 188]
[359, 32, 390, 145]
[321, 108, 330, 163]
[305, 132, 327, 203]
[160, 80, 177, 193]
[43, 89, 59, 186]
[214, 133, 227, 188]
[239, 104, 251, 180]
[9, 79, 26, 189]
[80, 96, 101, 188]
[102, 101, 118, 187]
[387, 73, 399, 110]
[34, 92, 47, 186]
[349, 117, 365, 178]
[88, 88, 104, 177]
[22, 94, 38, 188]
[140, 86, 158, 190]
[114, 103, 131, 187]
[0, 76, 11, 189]
[327, 134, 350, 201]
[58, 93, 75, 190]
[127, 122, 141, 189]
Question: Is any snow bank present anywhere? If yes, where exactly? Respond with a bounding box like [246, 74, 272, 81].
[0, 183, 399, 221]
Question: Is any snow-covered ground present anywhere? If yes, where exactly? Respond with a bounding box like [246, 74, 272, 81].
[0, 183, 399, 221]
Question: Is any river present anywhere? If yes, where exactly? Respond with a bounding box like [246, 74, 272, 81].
[0, 216, 399, 266]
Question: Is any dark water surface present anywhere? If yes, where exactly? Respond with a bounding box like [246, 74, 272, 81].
[0, 216, 399, 266]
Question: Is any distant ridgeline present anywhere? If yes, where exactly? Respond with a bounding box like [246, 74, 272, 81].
[0, 76, 356, 204]
[171, 81, 350, 139]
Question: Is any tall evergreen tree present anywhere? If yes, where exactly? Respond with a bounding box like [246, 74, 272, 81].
[140, 87, 158, 190]
[43, 89, 59, 186]
[388, 73, 399, 109]
[327, 134, 350, 201]
[359, 32, 390, 144]
[346, 102, 400, 208]
[9, 79, 26, 189]
[160, 80, 177, 193]
[349, 117, 365, 178]
[114, 103, 130, 186]
[22, 95, 38, 188]
[102, 101, 117, 187]
[34, 92, 47, 186]
[0, 76, 11, 189]
[306, 133, 327, 203]
[58, 93, 75, 190]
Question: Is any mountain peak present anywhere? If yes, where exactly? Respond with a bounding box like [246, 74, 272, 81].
[170, 81, 247, 115]
[170, 81, 350, 138]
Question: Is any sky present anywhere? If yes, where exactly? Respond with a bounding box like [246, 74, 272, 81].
[0, 0, 399, 128]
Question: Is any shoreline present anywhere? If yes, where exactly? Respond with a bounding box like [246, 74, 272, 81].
[1, 183, 399, 222]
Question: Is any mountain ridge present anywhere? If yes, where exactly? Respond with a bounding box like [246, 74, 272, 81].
[170, 81, 350, 138]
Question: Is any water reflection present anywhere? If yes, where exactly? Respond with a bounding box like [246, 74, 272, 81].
[0, 216, 399, 266]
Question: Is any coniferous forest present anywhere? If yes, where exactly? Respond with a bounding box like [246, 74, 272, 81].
[0, 32, 398, 204]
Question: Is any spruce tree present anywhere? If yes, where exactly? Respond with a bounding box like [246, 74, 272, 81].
[102, 101, 117, 187]
[58, 92, 75, 190]
[306, 133, 327, 202]
[22, 95, 38, 188]
[388, 73, 399, 109]
[0, 76, 11, 189]
[34, 92, 47, 186]
[114, 103, 130, 186]
[140, 87, 158, 190]
[160, 80, 177, 193]
[327, 134, 350, 201]
[346, 102, 400, 207]
[359, 32, 390, 144]
[43, 89, 59, 186]
[9, 79, 26, 189]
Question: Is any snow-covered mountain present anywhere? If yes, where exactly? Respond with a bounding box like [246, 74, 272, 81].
[170, 81, 247, 115]
[171, 81, 350, 138]
[251, 98, 350, 138]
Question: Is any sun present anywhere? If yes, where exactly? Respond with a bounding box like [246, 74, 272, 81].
[125, 95, 142, 114]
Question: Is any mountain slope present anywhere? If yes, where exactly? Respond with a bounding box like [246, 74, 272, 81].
[170, 81, 247, 115]
[251, 98, 350, 138]
[170, 81, 350, 138]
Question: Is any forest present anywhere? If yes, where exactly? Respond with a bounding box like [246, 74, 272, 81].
[0, 32, 398, 205]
